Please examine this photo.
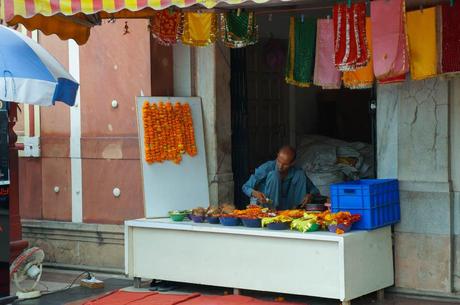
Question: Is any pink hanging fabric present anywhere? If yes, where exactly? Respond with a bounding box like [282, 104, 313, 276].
[371, 0, 409, 81]
[314, 19, 342, 89]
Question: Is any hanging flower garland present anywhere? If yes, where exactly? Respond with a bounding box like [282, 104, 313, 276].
[182, 103, 198, 156]
[333, 3, 369, 71]
[142, 101, 197, 164]
[142, 102, 154, 164]
[150, 9, 184, 46]
[221, 10, 258, 48]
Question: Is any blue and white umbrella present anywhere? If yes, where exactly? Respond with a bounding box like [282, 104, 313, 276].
[0, 25, 79, 106]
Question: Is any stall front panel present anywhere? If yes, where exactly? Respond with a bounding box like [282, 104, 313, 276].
[125, 219, 394, 302]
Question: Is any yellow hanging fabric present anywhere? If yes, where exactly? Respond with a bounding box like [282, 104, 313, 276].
[182, 12, 218, 46]
[406, 7, 438, 80]
[343, 18, 375, 89]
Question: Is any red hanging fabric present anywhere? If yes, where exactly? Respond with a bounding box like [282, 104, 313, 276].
[333, 3, 368, 71]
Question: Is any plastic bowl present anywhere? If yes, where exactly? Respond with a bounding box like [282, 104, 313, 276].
[267, 222, 291, 230]
[328, 223, 352, 233]
[306, 223, 320, 232]
[219, 216, 241, 226]
[170, 214, 186, 222]
[190, 215, 205, 223]
[241, 218, 262, 228]
[206, 216, 220, 224]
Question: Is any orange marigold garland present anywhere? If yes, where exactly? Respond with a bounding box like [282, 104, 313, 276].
[150, 103, 161, 162]
[142, 101, 198, 164]
[142, 101, 154, 164]
[182, 103, 197, 156]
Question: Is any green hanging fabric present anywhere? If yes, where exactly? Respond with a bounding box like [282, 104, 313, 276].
[285, 16, 317, 87]
[221, 11, 258, 48]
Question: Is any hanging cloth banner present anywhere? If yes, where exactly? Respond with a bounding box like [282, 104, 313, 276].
[151, 10, 183, 46]
[221, 11, 258, 48]
[371, 0, 409, 82]
[407, 8, 437, 80]
[343, 18, 375, 89]
[285, 16, 317, 87]
[440, 2, 460, 75]
[314, 19, 342, 89]
[333, 3, 369, 71]
[182, 12, 218, 47]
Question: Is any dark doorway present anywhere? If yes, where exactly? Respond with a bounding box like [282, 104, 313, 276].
[231, 39, 291, 207]
[231, 40, 376, 206]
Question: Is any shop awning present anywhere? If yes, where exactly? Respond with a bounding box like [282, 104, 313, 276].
[0, 0, 271, 44]
[1, 0, 448, 45]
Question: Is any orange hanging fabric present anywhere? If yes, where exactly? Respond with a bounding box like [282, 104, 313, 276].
[343, 18, 375, 89]
[406, 8, 437, 80]
[182, 12, 218, 47]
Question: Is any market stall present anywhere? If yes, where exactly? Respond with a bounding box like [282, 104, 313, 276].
[125, 219, 393, 304]
[125, 96, 397, 305]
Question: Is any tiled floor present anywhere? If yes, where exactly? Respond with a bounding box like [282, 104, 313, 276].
[4, 269, 460, 305]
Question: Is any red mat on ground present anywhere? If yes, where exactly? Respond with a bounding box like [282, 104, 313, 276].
[184, 295, 307, 305]
[181, 295, 255, 305]
[83, 291, 307, 305]
[82, 291, 158, 305]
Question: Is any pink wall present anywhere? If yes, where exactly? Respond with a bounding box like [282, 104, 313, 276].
[19, 20, 174, 224]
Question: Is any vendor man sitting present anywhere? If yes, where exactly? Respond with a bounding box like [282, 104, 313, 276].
[242, 145, 319, 210]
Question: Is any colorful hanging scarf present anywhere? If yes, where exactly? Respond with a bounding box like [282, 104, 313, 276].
[151, 10, 183, 46]
[333, 3, 368, 71]
[441, 2, 460, 75]
[343, 18, 375, 89]
[314, 19, 342, 89]
[182, 12, 218, 47]
[285, 16, 316, 87]
[406, 8, 437, 80]
[371, 0, 409, 82]
[221, 11, 258, 48]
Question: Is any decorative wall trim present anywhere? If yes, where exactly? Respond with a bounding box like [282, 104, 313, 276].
[22, 220, 125, 271]
[22, 220, 124, 245]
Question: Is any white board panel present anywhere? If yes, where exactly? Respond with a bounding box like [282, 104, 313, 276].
[136, 97, 210, 218]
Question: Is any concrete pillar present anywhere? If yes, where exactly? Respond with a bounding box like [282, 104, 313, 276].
[377, 79, 453, 294]
[192, 44, 234, 205]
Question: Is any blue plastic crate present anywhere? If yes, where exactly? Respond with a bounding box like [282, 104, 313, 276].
[330, 179, 400, 230]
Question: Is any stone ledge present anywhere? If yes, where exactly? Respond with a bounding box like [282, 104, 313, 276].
[388, 287, 460, 302]
[398, 180, 451, 193]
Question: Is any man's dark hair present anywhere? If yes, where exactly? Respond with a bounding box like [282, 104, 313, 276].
[278, 145, 297, 162]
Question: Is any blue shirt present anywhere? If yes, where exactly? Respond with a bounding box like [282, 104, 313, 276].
[242, 160, 319, 210]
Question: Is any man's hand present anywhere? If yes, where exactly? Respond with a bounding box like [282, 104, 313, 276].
[252, 190, 267, 203]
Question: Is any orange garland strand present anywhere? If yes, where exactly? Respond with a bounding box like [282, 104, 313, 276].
[142, 102, 154, 164]
[142, 101, 198, 164]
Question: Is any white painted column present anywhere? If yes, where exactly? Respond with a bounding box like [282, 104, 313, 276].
[69, 40, 83, 223]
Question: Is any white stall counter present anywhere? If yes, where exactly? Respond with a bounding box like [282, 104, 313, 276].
[125, 218, 394, 304]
